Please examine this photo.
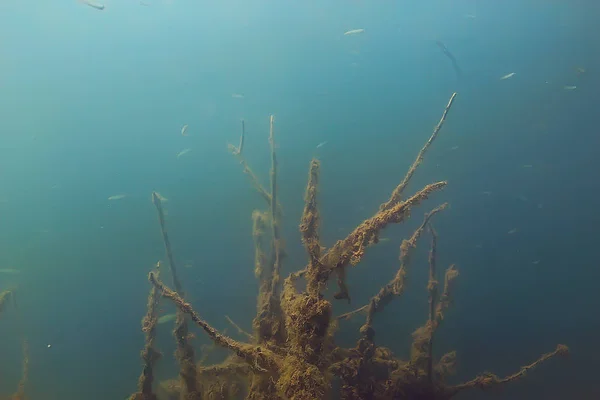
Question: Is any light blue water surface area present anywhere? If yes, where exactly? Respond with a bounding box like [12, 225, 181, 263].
[0, 1, 599, 399]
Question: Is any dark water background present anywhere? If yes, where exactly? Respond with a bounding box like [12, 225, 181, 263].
[0, 1, 599, 399]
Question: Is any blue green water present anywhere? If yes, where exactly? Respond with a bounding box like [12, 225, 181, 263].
[0, 1, 598, 399]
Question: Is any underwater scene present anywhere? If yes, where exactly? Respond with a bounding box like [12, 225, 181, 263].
[1, 1, 599, 399]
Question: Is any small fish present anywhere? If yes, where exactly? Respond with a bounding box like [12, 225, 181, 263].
[500, 72, 516, 80]
[464, 14, 477, 19]
[507, 228, 518, 234]
[79, 0, 105, 10]
[177, 148, 192, 158]
[157, 313, 177, 324]
[181, 124, 189, 136]
[231, 93, 244, 99]
[316, 141, 328, 149]
[563, 85, 577, 90]
[449, 145, 459, 151]
[532, 260, 540, 265]
[344, 28, 365, 36]
[108, 194, 127, 201]
[575, 66, 586, 75]
[481, 191, 492, 196]
[522, 164, 533, 168]
[0, 268, 20, 275]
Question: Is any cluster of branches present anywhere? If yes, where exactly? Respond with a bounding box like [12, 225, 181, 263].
[128, 93, 567, 400]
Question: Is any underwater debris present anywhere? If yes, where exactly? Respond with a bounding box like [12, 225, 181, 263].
[126, 93, 568, 399]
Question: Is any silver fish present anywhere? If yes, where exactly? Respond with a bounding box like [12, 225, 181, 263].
[344, 28, 365, 36]
[157, 313, 177, 324]
[79, 0, 105, 10]
[176, 148, 192, 158]
[0, 268, 20, 275]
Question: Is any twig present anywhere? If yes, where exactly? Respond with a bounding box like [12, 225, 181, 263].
[131, 269, 162, 400]
[448, 345, 569, 395]
[230, 119, 245, 156]
[151, 192, 182, 294]
[363, 204, 447, 328]
[149, 272, 280, 373]
[380, 92, 457, 211]
[300, 159, 323, 296]
[228, 120, 279, 211]
[336, 305, 368, 321]
[151, 192, 199, 397]
[11, 339, 28, 400]
[268, 115, 282, 292]
[425, 224, 438, 382]
[225, 315, 255, 341]
[323, 183, 447, 300]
